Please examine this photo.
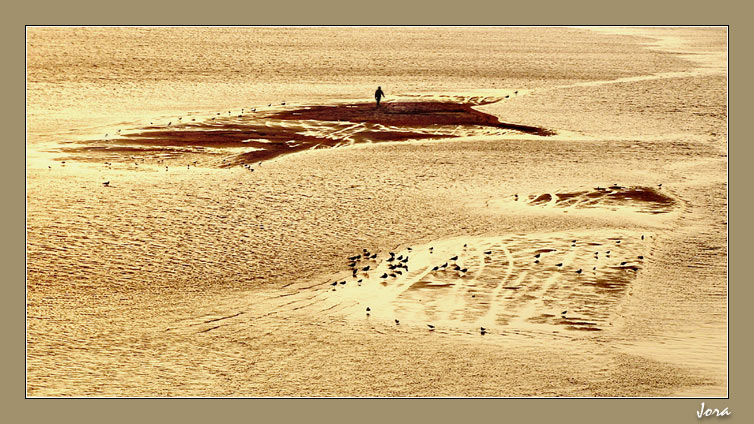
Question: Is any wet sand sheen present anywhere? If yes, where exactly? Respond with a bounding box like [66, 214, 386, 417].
[58, 100, 554, 166]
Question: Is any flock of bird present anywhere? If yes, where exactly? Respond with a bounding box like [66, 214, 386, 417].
[52, 105, 287, 186]
[327, 232, 647, 336]
[101, 103, 288, 141]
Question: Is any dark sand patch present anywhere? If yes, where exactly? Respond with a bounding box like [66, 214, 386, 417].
[56, 100, 554, 166]
[526, 186, 675, 214]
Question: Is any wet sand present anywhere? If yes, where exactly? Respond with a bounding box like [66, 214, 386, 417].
[58, 99, 552, 167]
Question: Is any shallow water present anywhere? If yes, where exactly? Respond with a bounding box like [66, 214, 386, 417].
[26, 26, 727, 397]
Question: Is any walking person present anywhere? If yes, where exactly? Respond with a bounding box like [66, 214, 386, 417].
[375, 86, 386, 108]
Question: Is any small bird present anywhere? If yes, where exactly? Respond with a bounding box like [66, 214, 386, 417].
[535, 253, 541, 258]
[102, 181, 110, 187]
[395, 319, 400, 325]
[380, 273, 388, 278]
[362, 266, 370, 272]
[330, 282, 338, 286]
[561, 310, 567, 315]
[576, 269, 582, 274]
[556, 263, 563, 267]
[339, 281, 346, 285]
[450, 256, 458, 261]
[427, 324, 435, 330]
[484, 250, 492, 255]
[638, 256, 644, 259]
[641, 235, 645, 240]
[366, 307, 371, 312]
[480, 327, 487, 335]
[534, 260, 539, 264]
[621, 261, 627, 265]
[432, 266, 439, 271]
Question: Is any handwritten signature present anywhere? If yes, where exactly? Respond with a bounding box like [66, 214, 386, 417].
[697, 402, 731, 419]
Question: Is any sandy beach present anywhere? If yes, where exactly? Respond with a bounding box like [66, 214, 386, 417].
[26, 26, 727, 397]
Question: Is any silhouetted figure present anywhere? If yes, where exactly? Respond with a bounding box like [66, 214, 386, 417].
[375, 86, 386, 108]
